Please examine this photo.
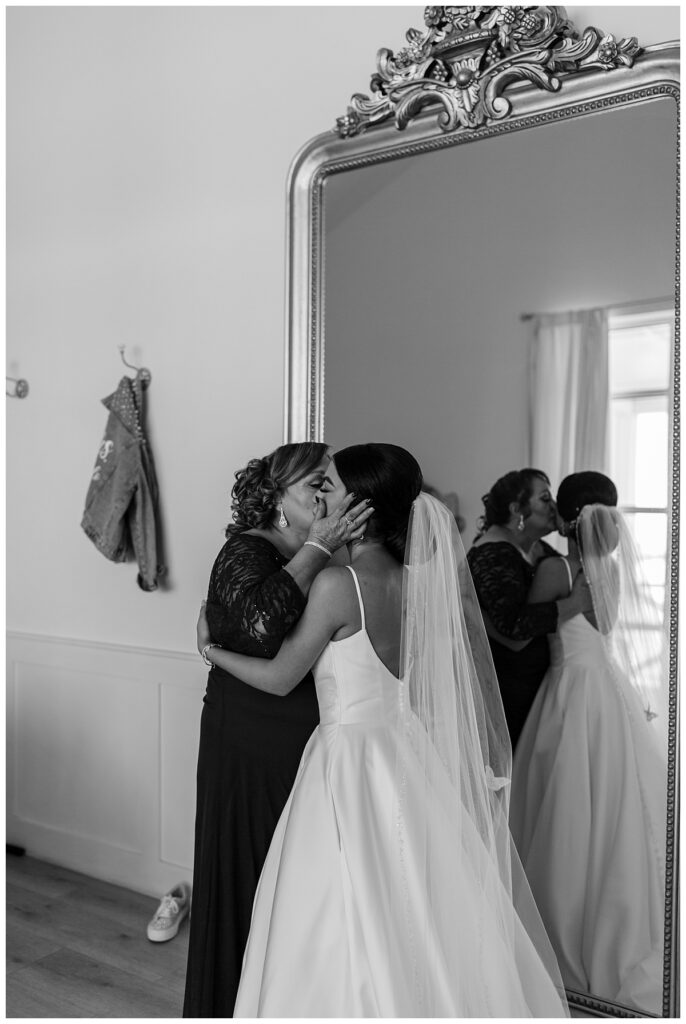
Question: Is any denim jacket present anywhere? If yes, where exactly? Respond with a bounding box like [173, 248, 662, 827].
[81, 374, 163, 591]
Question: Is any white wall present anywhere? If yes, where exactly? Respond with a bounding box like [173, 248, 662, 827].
[7, 5, 424, 650]
[6, 6, 679, 893]
[323, 100, 677, 539]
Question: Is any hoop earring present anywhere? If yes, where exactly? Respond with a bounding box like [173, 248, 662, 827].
[517, 514, 525, 532]
[278, 504, 288, 529]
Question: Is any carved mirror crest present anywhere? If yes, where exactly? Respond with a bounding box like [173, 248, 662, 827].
[334, 5, 642, 137]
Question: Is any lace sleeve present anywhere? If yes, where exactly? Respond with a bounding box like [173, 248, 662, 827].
[467, 543, 558, 641]
[205, 534, 307, 657]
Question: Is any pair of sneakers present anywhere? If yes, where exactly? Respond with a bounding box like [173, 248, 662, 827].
[147, 882, 191, 942]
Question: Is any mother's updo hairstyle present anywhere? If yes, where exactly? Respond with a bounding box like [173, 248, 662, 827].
[556, 471, 618, 552]
[476, 467, 550, 539]
[227, 441, 329, 535]
[333, 443, 423, 563]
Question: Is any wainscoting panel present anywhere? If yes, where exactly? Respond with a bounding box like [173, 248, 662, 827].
[7, 632, 205, 897]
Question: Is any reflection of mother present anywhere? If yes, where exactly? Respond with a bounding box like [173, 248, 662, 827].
[467, 469, 591, 749]
[183, 442, 371, 1017]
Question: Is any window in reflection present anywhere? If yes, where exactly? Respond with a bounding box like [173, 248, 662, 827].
[608, 306, 673, 703]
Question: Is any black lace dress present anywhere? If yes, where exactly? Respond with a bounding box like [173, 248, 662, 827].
[467, 541, 559, 750]
[183, 532, 319, 1018]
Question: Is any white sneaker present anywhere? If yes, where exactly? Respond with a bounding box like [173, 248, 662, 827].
[146, 882, 191, 942]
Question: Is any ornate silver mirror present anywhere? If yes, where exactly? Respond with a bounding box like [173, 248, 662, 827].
[285, 6, 678, 1018]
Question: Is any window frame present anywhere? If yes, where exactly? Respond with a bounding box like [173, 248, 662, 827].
[607, 301, 674, 620]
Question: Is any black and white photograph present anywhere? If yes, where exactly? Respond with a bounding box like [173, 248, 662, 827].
[6, 5, 680, 1019]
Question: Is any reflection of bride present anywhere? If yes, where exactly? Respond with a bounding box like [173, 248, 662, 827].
[510, 472, 667, 1014]
[198, 443, 568, 1017]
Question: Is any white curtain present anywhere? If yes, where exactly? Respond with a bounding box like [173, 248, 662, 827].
[528, 308, 609, 488]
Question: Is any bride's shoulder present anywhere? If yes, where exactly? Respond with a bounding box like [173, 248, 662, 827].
[309, 565, 358, 601]
[308, 566, 362, 631]
[531, 554, 570, 595]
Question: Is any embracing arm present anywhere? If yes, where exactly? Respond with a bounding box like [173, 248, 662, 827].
[528, 556, 593, 623]
[207, 496, 369, 653]
[468, 545, 559, 642]
[199, 569, 348, 696]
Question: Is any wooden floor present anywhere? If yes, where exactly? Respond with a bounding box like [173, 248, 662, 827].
[6, 853, 597, 1019]
[6, 854, 189, 1018]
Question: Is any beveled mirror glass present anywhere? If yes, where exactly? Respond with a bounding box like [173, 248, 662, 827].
[286, 7, 679, 1017]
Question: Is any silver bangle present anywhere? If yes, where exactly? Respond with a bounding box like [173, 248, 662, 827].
[304, 540, 333, 558]
[201, 643, 220, 667]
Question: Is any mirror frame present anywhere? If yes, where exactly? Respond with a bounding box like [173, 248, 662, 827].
[285, 12, 679, 1018]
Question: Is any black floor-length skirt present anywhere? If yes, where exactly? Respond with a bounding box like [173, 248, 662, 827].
[489, 635, 551, 751]
[183, 667, 319, 1017]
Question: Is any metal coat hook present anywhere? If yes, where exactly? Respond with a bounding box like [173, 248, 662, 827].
[6, 376, 29, 399]
[118, 345, 151, 387]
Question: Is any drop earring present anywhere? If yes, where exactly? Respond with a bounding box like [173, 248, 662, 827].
[517, 514, 525, 532]
[278, 504, 288, 529]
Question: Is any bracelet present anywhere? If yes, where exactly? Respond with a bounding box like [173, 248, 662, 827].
[304, 540, 332, 558]
[201, 643, 220, 667]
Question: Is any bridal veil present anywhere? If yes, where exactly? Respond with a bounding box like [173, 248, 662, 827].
[394, 492, 569, 1015]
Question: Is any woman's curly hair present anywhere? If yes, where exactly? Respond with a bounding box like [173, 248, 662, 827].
[475, 467, 550, 540]
[226, 442, 329, 535]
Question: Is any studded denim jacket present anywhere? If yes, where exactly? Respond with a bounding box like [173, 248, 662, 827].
[81, 374, 163, 591]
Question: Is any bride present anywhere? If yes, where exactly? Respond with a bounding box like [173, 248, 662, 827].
[197, 443, 568, 1017]
[510, 471, 667, 1014]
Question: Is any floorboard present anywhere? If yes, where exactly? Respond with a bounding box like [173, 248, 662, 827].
[6, 855, 189, 1018]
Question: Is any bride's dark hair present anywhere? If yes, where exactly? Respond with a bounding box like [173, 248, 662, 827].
[557, 471, 618, 522]
[333, 443, 423, 563]
[557, 471, 619, 553]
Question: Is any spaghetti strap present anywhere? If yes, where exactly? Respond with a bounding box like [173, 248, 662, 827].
[346, 565, 366, 630]
[561, 557, 574, 595]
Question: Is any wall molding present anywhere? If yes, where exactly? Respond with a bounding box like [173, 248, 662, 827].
[7, 631, 205, 897]
[7, 629, 199, 665]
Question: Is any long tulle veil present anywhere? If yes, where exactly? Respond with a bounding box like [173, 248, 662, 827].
[577, 503, 669, 735]
[394, 492, 569, 1015]
[576, 502, 667, 865]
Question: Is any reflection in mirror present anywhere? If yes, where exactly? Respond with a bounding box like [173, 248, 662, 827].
[608, 308, 673, 725]
[319, 96, 676, 1015]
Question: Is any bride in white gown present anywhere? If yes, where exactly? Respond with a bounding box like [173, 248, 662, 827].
[510, 471, 667, 1014]
[198, 443, 568, 1017]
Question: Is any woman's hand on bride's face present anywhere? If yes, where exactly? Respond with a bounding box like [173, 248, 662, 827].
[308, 493, 374, 552]
[197, 599, 211, 653]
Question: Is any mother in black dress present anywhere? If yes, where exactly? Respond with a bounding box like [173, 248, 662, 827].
[467, 468, 592, 750]
[183, 441, 372, 1017]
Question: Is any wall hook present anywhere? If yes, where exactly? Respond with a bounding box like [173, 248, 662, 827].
[6, 377, 29, 399]
[118, 345, 151, 387]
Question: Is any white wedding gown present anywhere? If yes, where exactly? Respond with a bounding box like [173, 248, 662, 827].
[234, 566, 567, 1017]
[510, 566, 667, 1014]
